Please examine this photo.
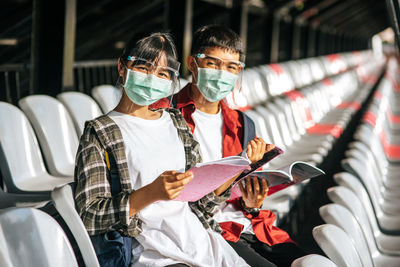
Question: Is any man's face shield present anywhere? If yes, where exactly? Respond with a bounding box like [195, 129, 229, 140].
[192, 53, 245, 104]
[195, 53, 245, 75]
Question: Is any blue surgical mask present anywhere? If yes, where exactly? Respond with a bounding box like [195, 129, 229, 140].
[196, 68, 238, 102]
[124, 69, 172, 106]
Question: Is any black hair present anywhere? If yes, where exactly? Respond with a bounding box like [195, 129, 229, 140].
[120, 32, 179, 71]
[191, 25, 244, 62]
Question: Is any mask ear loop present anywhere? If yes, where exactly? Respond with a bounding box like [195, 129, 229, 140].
[114, 58, 132, 104]
[190, 56, 212, 106]
[118, 57, 133, 88]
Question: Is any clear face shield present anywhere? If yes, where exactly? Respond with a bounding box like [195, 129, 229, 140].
[193, 53, 245, 104]
[122, 55, 181, 106]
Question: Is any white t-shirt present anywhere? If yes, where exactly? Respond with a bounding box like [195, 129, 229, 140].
[108, 110, 247, 267]
[191, 108, 255, 235]
[192, 109, 223, 162]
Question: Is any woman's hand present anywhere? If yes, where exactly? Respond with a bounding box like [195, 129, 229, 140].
[150, 170, 193, 201]
[239, 176, 269, 209]
[129, 170, 193, 217]
[246, 137, 275, 163]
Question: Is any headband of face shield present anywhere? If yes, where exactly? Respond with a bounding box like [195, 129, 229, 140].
[123, 55, 181, 106]
[193, 53, 245, 103]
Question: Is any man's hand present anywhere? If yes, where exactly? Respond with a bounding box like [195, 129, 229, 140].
[239, 176, 269, 208]
[246, 137, 275, 163]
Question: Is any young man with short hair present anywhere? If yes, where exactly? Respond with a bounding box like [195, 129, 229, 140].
[152, 25, 305, 267]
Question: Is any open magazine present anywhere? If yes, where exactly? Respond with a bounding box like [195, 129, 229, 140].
[174, 147, 284, 201]
[230, 161, 325, 198]
[174, 147, 325, 201]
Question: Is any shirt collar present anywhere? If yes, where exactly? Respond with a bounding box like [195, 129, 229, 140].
[177, 83, 236, 118]
[176, 83, 195, 109]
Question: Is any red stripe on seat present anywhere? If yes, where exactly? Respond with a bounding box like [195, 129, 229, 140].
[284, 90, 314, 128]
[326, 54, 340, 62]
[306, 124, 344, 138]
[236, 106, 252, 112]
[387, 108, 400, 124]
[269, 63, 283, 75]
[362, 111, 377, 127]
[374, 91, 383, 99]
[336, 101, 361, 111]
[322, 78, 333, 86]
[380, 131, 400, 159]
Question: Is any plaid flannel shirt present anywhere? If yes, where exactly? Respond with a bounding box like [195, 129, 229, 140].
[74, 108, 232, 237]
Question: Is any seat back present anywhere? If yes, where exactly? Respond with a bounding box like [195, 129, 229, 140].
[246, 69, 269, 105]
[274, 97, 301, 141]
[253, 106, 286, 149]
[262, 103, 293, 147]
[265, 63, 295, 96]
[0, 102, 49, 192]
[19, 95, 78, 177]
[0, 208, 78, 267]
[51, 184, 100, 267]
[91, 85, 122, 113]
[307, 58, 326, 83]
[57, 92, 103, 137]
[319, 203, 374, 267]
[327, 184, 380, 257]
[244, 109, 272, 144]
[341, 158, 388, 220]
[291, 254, 337, 267]
[312, 224, 362, 267]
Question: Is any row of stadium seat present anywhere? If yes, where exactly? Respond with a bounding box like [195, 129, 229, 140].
[310, 56, 400, 266]
[0, 51, 387, 266]
[227, 50, 379, 108]
[234, 51, 385, 226]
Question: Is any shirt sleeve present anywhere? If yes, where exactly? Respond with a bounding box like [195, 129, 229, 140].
[74, 124, 141, 236]
[189, 184, 233, 233]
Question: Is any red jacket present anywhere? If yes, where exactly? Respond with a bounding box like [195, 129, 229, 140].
[151, 83, 294, 246]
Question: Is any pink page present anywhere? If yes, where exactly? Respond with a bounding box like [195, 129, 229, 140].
[229, 184, 242, 200]
[174, 164, 250, 202]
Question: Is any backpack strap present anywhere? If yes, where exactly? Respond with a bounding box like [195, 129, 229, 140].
[236, 110, 256, 157]
[88, 115, 123, 197]
[104, 150, 121, 196]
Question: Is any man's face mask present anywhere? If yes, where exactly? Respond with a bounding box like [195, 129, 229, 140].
[194, 53, 244, 102]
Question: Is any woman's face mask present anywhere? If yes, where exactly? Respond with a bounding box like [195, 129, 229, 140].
[123, 69, 172, 106]
[196, 68, 239, 103]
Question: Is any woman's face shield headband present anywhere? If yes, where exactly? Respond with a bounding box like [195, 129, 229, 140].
[126, 56, 180, 80]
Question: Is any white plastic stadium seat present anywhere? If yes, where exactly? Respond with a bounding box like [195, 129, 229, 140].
[0, 102, 72, 196]
[328, 180, 400, 255]
[57, 91, 103, 137]
[51, 184, 100, 267]
[0, 208, 78, 267]
[19, 95, 78, 177]
[291, 254, 337, 267]
[312, 224, 362, 267]
[91, 85, 122, 113]
[0, 187, 49, 208]
[320, 202, 400, 267]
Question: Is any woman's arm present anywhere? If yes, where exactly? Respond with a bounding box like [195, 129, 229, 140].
[75, 128, 194, 233]
[74, 132, 132, 235]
